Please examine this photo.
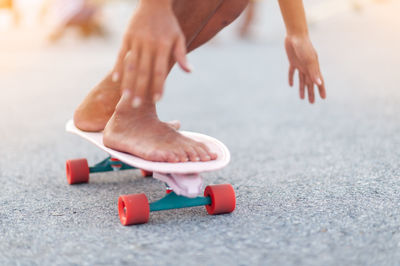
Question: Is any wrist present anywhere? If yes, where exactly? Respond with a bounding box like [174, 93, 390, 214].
[286, 30, 309, 39]
[286, 32, 310, 43]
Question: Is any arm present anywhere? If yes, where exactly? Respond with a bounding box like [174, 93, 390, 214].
[278, 0, 326, 103]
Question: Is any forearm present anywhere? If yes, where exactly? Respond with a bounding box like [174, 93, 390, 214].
[278, 0, 308, 37]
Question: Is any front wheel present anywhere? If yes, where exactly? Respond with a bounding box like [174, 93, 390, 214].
[118, 193, 150, 226]
[204, 184, 236, 215]
[140, 169, 153, 177]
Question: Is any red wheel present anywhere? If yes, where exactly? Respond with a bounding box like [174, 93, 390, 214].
[140, 169, 153, 177]
[118, 194, 150, 225]
[66, 158, 89, 185]
[204, 184, 236, 215]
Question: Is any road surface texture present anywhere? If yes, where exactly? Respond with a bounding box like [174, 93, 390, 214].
[1, 1, 399, 265]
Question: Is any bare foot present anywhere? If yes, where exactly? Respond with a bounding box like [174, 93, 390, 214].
[74, 74, 215, 163]
[74, 73, 121, 132]
[73, 73, 181, 132]
[103, 100, 217, 163]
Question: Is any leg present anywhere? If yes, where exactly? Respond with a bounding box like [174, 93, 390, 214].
[186, 0, 250, 50]
[103, 0, 248, 162]
[238, 1, 256, 38]
[74, 0, 249, 132]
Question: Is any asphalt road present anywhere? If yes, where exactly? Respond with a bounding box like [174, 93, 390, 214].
[1, 1, 399, 265]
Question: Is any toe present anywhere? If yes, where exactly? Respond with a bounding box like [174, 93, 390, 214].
[175, 148, 188, 162]
[193, 145, 211, 161]
[210, 152, 218, 160]
[166, 152, 179, 163]
[197, 141, 218, 160]
[184, 145, 200, 162]
[146, 149, 174, 162]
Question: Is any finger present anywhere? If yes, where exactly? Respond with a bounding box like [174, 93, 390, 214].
[299, 72, 305, 99]
[112, 39, 129, 83]
[306, 76, 315, 104]
[132, 44, 152, 108]
[152, 42, 171, 103]
[173, 36, 192, 73]
[318, 79, 326, 99]
[121, 42, 140, 101]
[314, 73, 326, 99]
[308, 63, 326, 100]
[288, 66, 295, 87]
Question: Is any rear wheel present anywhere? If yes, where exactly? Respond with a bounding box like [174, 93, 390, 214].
[140, 169, 153, 177]
[66, 158, 89, 184]
[204, 184, 236, 215]
[118, 193, 150, 225]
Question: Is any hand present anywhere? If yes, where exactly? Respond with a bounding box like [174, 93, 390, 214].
[285, 35, 326, 103]
[112, 0, 191, 108]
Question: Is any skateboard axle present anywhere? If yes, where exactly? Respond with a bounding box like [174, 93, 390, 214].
[89, 156, 137, 173]
[149, 191, 211, 212]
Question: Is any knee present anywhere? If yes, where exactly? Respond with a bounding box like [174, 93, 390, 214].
[220, 0, 249, 25]
[235, 0, 250, 7]
[228, 0, 250, 9]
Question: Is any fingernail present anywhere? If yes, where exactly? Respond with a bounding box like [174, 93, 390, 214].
[205, 155, 211, 160]
[187, 63, 194, 72]
[122, 90, 130, 99]
[153, 93, 161, 103]
[316, 78, 322, 85]
[195, 157, 200, 162]
[112, 72, 119, 82]
[131, 97, 142, 108]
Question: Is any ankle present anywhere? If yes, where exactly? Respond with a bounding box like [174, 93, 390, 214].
[114, 98, 157, 118]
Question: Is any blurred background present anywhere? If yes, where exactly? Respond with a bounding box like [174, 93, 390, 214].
[1, 1, 400, 265]
[1, 0, 399, 105]
[1, 0, 398, 140]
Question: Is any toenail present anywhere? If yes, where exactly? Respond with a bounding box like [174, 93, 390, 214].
[195, 157, 200, 161]
[205, 155, 211, 160]
[132, 97, 142, 108]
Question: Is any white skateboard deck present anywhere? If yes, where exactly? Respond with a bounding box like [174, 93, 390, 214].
[66, 120, 230, 197]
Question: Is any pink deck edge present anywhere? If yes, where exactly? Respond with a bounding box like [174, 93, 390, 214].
[65, 119, 230, 174]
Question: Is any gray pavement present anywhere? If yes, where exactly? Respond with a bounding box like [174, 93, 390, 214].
[1, 1, 400, 265]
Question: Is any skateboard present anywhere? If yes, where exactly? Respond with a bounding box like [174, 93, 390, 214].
[65, 120, 236, 226]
